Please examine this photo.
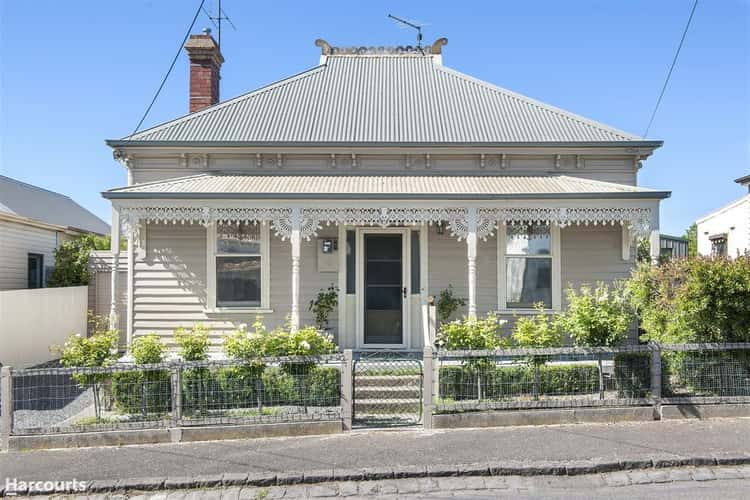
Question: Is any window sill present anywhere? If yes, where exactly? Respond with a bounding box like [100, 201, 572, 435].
[207, 308, 274, 315]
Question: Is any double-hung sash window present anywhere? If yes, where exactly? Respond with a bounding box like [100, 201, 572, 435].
[208, 222, 270, 311]
[498, 223, 560, 311]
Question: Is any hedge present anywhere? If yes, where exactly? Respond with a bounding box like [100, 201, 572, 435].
[111, 365, 340, 416]
[663, 351, 750, 397]
[439, 363, 599, 400]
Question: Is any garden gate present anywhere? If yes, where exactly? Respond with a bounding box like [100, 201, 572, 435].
[352, 351, 423, 427]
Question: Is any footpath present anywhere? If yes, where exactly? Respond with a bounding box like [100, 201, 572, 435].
[1, 418, 748, 496]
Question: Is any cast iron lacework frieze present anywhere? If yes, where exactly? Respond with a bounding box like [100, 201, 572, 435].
[117, 205, 653, 242]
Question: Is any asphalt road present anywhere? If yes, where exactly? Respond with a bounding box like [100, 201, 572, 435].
[1, 419, 749, 482]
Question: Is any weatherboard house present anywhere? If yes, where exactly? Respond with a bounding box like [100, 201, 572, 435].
[103, 33, 669, 351]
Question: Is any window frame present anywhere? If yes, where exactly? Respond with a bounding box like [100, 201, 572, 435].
[206, 222, 271, 313]
[709, 234, 728, 257]
[27, 253, 44, 289]
[497, 223, 561, 313]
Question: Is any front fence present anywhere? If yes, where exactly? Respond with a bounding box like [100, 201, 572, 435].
[3, 355, 343, 437]
[2, 344, 749, 446]
[431, 343, 750, 415]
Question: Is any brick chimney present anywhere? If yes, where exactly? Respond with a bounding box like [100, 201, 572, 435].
[184, 29, 224, 113]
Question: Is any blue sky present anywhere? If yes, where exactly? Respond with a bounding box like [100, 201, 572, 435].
[1, 0, 748, 235]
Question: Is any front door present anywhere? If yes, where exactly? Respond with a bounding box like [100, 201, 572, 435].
[360, 231, 408, 347]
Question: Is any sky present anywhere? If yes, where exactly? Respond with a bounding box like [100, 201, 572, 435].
[1, 0, 748, 235]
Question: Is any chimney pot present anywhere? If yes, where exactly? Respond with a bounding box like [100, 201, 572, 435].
[184, 32, 224, 113]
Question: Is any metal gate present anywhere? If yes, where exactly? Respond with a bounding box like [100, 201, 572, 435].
[352, 351, 423, 427]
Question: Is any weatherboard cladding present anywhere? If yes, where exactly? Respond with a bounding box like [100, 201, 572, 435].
[124, 55, 642, 144]
[104, 174, 665, 198]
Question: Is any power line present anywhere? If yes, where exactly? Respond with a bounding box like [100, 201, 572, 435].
[129, 0, 206, 138]
[643, 0, 698, 137]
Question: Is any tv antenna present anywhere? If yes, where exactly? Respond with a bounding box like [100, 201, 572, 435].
[388, 14, 423, 50]
[202, 0, 236, 50]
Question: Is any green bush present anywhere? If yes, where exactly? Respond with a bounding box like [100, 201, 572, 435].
[175, 324, 210, 361]
[557, 282, 634, 348]
[436, 313, 510, 350]
[112, 335, 170, 415]
[439, 363, 599, 401]
[48, 234, 118, 287]
[627, 255, 750, 343]
[613, 353, 651, 398]
[664, 351, 750, 397]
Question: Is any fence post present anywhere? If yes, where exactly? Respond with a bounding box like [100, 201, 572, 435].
[650, 344, 662, 420]
[1, 366, 13, 451]
[423, 346, 434, 430]
[341, 350, 353, 431]
[171, 365, 182, 427]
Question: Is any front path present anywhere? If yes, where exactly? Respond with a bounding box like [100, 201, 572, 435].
[2, 419, 749, 484]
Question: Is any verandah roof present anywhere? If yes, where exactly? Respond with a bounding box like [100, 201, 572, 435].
[103, 174, 669, 200]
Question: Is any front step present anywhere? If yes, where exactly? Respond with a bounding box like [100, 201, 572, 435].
[355, 375, 421, 387]
[355, 386, 421, 399]
[354, 398, 422, 413]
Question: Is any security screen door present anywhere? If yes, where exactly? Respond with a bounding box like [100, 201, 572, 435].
[363, 233, 404, 345]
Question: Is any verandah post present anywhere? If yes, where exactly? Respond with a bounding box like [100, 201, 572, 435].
[341, 349, 354, 431]
[1, 366, 13, 451]
[109, 207, 121, 331]
[466, 207, 478, 318]
[290, 207, 302, 332]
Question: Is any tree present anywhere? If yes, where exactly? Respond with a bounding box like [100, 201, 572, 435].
[48, 234, 118, 287]
[683, 223, 698, 258]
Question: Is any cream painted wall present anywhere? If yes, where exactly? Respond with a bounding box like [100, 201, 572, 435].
[696, 195, 750, 258]
[0, 286, 88, 367]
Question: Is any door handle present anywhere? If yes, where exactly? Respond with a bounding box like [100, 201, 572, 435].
[403, 287, 407, 298]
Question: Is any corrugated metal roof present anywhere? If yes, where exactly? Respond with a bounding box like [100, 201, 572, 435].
[120, 55, 644, 144]
[104, 174, 669, 199]
[0, 175, 110, 234]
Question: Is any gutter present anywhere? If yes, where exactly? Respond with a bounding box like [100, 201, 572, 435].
[102, 191, 671, 201]
[105, 140, 664, 149]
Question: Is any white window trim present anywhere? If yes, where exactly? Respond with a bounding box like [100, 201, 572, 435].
[497, 223, 561, 313]
[206, 222, 271, 313]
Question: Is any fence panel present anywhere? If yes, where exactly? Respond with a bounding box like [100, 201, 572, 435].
[435, 346, 655, 413]
[7, 355, 343, 436]
[659, 343, 750, 405]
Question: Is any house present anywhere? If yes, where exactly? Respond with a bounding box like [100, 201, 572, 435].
[0, 175, 109, 290]
[696, 175, 750, 258]
[102, 32, 668, 351]
[659, 234, 689, 260]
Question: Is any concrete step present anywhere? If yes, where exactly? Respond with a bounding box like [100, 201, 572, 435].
[355, 386, 422, 399]
[355, 375, 422, 387]
[354, 398, 422, 412]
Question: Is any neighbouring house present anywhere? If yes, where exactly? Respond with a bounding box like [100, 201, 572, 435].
[659, 234, 689, 260]
[101, 32, 669, 351]
[0, 175, 109, 290]
[696, 175, 750, 258]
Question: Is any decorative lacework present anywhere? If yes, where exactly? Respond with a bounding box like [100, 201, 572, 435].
[118, 205, 653, 242]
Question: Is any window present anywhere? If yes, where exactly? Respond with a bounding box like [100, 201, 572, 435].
[27, 253, 44, 289]
[209, 222, 269, 310]
[710, 235, 728, 257]
[498, 224, 560, 310]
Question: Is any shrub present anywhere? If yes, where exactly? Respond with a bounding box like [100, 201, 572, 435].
[436, 313, 509, 351]
[48, 234, 117, 287]
[557, 282, 634, 347]
[626, 255, 750, 343]
[175, 324, 210, 361]
[439, 364, 599, 401]
[112, 335, 170, 415]
[55, 315, 119, 420]
[613, 353, 651, 398]
[436, 285, 467, 323]
[308, 284, 338, 329]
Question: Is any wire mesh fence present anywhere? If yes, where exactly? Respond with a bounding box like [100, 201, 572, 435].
[660, 344, 750, 404]
[7, 355, 343, 435]
[435, 346, 655, 413]
[353, 351, 423, 427]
